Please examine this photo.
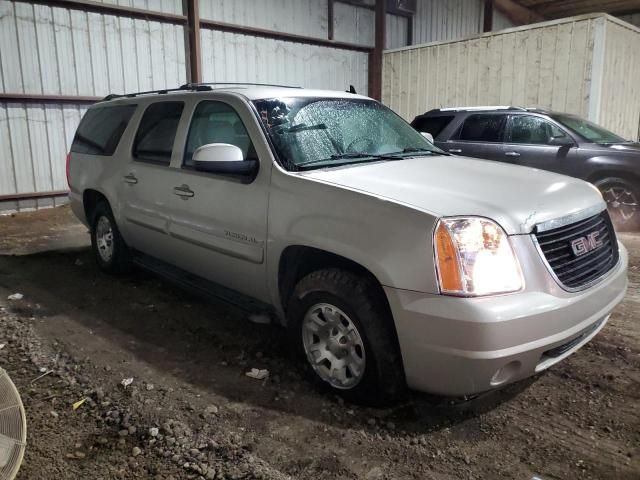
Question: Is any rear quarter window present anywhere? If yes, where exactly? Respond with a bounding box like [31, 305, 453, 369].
[412, 115, 455, 138]
[71, 105, 136, 156]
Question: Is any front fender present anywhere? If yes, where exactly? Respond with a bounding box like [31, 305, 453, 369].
[266, 170, 440, 312]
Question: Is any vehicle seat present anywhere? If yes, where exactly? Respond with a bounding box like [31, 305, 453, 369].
[511, 125, 531, 143]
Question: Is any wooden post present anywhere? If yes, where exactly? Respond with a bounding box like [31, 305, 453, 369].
[483, 0, 494, 32]
[368, 0, 385, 100]
[186, 0, 202, 83]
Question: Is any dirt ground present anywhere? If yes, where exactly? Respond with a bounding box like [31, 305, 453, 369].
[0, 206, 638, 480]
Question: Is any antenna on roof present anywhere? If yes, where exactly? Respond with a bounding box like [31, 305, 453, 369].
[347, 85, 357, 94]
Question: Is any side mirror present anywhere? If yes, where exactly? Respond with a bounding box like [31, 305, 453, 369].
[192, 143, 259, 178]
[421, 132, 434, 143]
[548, 135, 574, 146]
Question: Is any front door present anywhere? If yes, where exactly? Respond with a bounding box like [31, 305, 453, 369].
[118, 101, 185, 260]
[441, 113, 507, 161]
[166, 98, 271, 302]
[502, 114, 576, 174]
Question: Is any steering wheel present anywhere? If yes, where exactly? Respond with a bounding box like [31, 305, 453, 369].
[345, 137, 377, 153]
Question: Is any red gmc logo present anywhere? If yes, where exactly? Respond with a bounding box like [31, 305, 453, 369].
[570, 231, 603, 257]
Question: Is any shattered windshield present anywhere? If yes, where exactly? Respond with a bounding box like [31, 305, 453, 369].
[252, 97, 443, 170]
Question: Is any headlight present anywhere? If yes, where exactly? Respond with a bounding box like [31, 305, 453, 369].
[434, 217, 523, 296]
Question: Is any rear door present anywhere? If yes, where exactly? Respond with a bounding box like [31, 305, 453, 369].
[165, 97, 272, 302]
[503, 114, 576, 174]
[441, 113, 507, 160]
[117, 101, 185, 259]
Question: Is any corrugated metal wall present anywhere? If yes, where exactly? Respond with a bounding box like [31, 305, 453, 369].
[494, 8, 516, 31]
[412, 0, 484, 45]
[199, 30, 369, 93]
[0, 2, 186, 96]
[198, 0, 369, 93]
[95, 0, 182, 15]
[333, 2, 374, 46]
[598, 18, 640, 141]
[0, 104, 88, 211]
[618, 13, 640, 28]
[0, 0, 187, 212]
[198, 0, 329, 39]
[386, 13, 409, 49]
[382, 16, 598, 127]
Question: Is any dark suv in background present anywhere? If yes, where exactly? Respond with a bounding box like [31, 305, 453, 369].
[412, 107, 639, 230]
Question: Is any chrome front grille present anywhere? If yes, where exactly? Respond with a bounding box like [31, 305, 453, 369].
[534, 210, 619, 290]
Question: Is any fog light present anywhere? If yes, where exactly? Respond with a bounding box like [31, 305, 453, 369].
[490, 361, 521, 386]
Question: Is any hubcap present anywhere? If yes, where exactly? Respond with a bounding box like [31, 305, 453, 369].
[301, 303, 366, 390]
[601, 185, 639, 222]
[95, 216, 114, 263]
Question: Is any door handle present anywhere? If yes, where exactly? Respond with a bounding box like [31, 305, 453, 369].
[505, 151, 521, 157]
[123, 174, 138, 184]
[173, 185, 194, 198]
[448, 149, 462, 153]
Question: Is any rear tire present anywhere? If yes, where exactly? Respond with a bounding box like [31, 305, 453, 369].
[90, 201, 132, 274]
[594, 177, 640, 231]
[287, 268, 406, 405]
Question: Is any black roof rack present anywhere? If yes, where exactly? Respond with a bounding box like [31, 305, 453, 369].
[434, 106, 527, 112]
[181, 82, 302, 89]
[101, 84, 212, 101]
[101, 82, 302, 102]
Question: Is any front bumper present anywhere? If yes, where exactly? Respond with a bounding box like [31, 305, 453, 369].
[385, 241, 628, 396]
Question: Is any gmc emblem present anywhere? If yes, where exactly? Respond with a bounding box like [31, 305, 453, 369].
[571, 231, 603, 257]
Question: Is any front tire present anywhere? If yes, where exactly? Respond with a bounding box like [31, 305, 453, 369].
[287, 269, 406, 405]
[595, 177, 640, 231]
[90, 201, 131, 274]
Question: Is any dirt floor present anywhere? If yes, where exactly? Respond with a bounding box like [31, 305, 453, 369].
[0, 205, 638, 480]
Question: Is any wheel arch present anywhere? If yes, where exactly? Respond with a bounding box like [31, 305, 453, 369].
[587, 169, 639, 186]
[277, 245, 394, 323]
[82, 189, 110, 225]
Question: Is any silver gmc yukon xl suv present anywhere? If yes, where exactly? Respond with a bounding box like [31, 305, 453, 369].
[68, 84, 628, 404]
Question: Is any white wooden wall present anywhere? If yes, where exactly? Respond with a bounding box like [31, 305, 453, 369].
[382, 16, 598, 127]
[598, 17, 640, 141]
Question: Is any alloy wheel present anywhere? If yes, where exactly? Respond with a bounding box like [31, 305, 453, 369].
[301, 303, 366, 390]
[95, 216, 115, 263]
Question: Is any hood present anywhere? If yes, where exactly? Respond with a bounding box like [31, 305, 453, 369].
[586, 142, 640, 155]
[299, 155, 605, 235]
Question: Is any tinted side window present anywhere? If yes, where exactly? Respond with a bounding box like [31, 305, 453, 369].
[412, 115, 454, 138]
[133, 102, 184, 164]
[184, 101, 255, 167]
[71, 105, 136, 156]
[509, 115, 567, 144]
[458, 114, 506, 142]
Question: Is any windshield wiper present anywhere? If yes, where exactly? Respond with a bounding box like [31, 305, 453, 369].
[297, 152, 402, 170]
[397, 147, 448, 155]
[330, 152, 401, 160]
[282, 123, 327, 133]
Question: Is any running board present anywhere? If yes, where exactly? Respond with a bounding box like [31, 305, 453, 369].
[132, 253, 274, 316]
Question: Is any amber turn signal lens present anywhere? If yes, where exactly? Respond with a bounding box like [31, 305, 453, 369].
[435, 222, 463, 292]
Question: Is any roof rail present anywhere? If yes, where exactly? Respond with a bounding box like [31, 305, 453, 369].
[181, 82, 303, 89]
[437, 106, 526, 112]
[100, 82, 303, 102]
[101, 84, 212, 101]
